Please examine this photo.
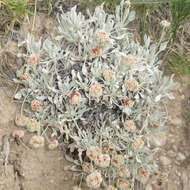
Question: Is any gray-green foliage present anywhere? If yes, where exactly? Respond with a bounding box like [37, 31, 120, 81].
[14, 0, 176, 189]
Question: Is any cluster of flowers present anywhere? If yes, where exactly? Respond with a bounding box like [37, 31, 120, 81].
[14, 115, 58, 149]
[14, 0, 174, 189]
[84, 146, 131, 189]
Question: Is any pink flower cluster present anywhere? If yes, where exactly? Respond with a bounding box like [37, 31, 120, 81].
[86, 170, 102, 189]
[31, 100, 43, 112]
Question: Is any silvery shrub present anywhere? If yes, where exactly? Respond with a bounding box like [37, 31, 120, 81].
[14, 0, 176, 189]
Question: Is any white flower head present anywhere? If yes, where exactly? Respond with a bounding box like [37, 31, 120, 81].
[86, 171, 102, 189]
[48, 140, 59, 150]
[124, 97, 134, 107]
[125, 0, 131, 6]
[124, 120, 136, 132]
[26, 119, 40, 132]
[31, 100, 43, 112]
[125, 79, 139, 92]
[95, 29, 111, 45]
[69, 91, 81, 105]
[22, 72, 30, 81]
[103, 69, 115, 81]
[116, 178, 130, 190]
[29, 135, 45, 148]
[111, 154, 125, 168]
[15, 115, 29, 127]
[82, 162, 93, 173]
[86, 146, 101, 161]
[160, 20, 171, 28]
[12, 130, 25, 138]
[89, 83, 103, 98]
[94, 154, 110, 168]
[133, 138, 144, 150]
[121, 54, 137, 68]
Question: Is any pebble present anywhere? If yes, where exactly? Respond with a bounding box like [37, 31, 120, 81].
[176, 152, 186, 161]
[181, 95, 185, 99]
[160, 156, 172, 166]
[172, 145, 178, 152]
[168, 150, 176, 158]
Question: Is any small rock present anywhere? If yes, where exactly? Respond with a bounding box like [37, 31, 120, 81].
[181, 95, 185, 99]
[172, 145, 178, 152]
[176, 152, 186, 161]
[160, 156, 172, 166]
[168, 150, 176, 158]
[149, 133, 167, 147]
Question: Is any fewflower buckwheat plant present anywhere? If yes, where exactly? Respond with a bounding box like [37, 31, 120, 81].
[14, 0, 176, 189]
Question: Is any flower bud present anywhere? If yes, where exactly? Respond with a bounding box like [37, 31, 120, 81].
[86, 146, 101, 161]
[111, 154, 125, 168]
[160, 20, 171, 28]
[15, 115, 29, 127]
[86, 171, 102, 189]
[124, 120, 136, 132]
[121, 54, 136, 68]
[12, 130, 25, 138]
[82, 162, 93, 173]
[90, 46, 102, 57]
[95, 29, 111, 45]
[29, 135, 45, 148]
[22, 72, 30, 81]
[69, 91, 81, 105]
[124, 98, 134, 107]
[31, 100, 43, 112]
[125, 79, 139, 92]
[116, 178, 130, 190]
[28, 54, 39, 67]
[89, 84, 103, 98]
[103, 69, 115, 81]
[26, 119, 40, 132]
[48, 140, 59, 150]
[133, 138, 144, 150]
[94, 154, 110, 168]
